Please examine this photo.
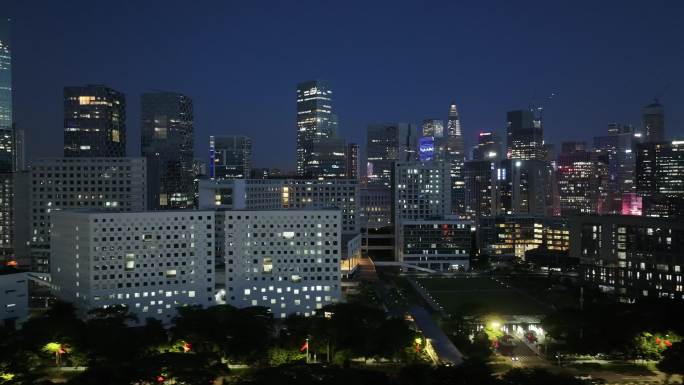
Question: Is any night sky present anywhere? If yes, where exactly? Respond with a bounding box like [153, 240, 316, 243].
[4, 0, 684, 171]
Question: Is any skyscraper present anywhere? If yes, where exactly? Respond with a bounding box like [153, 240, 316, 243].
[0, 18, 12, 167]
[636, 140, 684, 217]
[445, 102, 466, 214]
[64, 85, 126, 157]
[472, 131, 501, 161]
[365, 123, 417, 187]
[506, 109, 544, 160]
[209, 135, 252, 179]
[346, 142, 359, 179]
[556, 142, 605, 215]
[593, 123, 639, 213]
[141, 91, 194, 209]
[296, 80, 336, 177]
[0, 18, 13, 261]
[642, 99, 664, 143]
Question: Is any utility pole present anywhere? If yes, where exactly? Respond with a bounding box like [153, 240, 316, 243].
[305, 338, 309, 364]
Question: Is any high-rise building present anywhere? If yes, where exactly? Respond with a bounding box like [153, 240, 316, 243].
[296, 80, 336, 177]
[445, 103, 466, 214]
[506, 110, 544, 160]
[573, 215, 683, 301]
[0, 267, 28, 329]
[209, 135, 252, 180]
[308, 137, 347, 179]
[642, 99, 664, 143]
[557, 142, 606, 215]
[141, 91, 194, 209]
[636, 140, 684, 217]
[472, 131, 501, 161]
[64, 85, 126, 157]
[29, 158, 147, 272]
[0, 19, 13, 261]
[464, 160, 494, 218]
[366, 123, 416, 187]
[0, 18, 13, 169]
[222, 210, 342, 318]
[421, 119, 444, 138]
[50, 210, 215, 323]
[492, 159, 557, 216]
[346, 142, 359, 179]
[593, 124, 640, 213]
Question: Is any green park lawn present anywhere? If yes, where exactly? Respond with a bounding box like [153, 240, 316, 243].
[416, 277, 548, 316]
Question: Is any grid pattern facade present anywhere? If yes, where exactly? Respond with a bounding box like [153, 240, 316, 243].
[296, 80, 336, 177]
[209, 135, 251, 180]
[572, 215, 684, 301]
[198, 179, 359, 234]
[399, 220, 471, 271]
[50, 211, 215, 323]
[223, 210, 342, 318]
[29, 158, 146, 272]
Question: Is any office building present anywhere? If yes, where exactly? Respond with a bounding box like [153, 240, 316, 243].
[445, 102, 466, 214]
[557, 142, 606, 215]
[209, 135, 251, 180]
[366, 123, 416, 187]
[636, 140, 684, 217]
[198, 178, 359, 235]
[50, 210, 215, 323]
[0, 267, 27, 329]
[296, 80, 337, 177]
[222, 210, 342, 318]
[572, 215, 684, 301]
[506, 110, 544, 160]
[64, 85, 126, 157]
[472, 131, 501, 161]
[359, 184, 392, 229]
[394, 161, 451, 223]
[593, 124, 640, 214]
[307, 137, 347, 179]
[492, 159, 557, 216]
[141, 91, 194, 209]
[482, 216, 570, 260]
[0, 19, 13, 261]
[642, 99, 664, 143]
[398, 219, 472, 271]
[29, 157, 147, 272]
[464, 160, 495, 218]
[346, 142, 359, 179]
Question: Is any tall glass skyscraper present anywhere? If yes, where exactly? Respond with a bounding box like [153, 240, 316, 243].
[0, 18, 13, 172]
[296, 80, 336, 176]
[445, 102, 465, 214]
[506, 109, 544, 160]
[0, 18, 13, 260]
[141, 91, 194, 209]
[642, 99, 664, 143]
[64, 85, 126, 157]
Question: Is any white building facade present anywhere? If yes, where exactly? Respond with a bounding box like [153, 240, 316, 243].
[50, 210, 214, 324]
[222, 210, 342, 318]
[29, 157, 147, 272]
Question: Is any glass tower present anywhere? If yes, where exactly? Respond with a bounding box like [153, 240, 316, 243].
[141, 91, 195, 209]
[296, 80, 336, 176]
[64, 85, 126, 157]
[0, 18, 13, 172]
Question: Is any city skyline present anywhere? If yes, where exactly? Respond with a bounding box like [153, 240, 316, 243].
[3, 1, 684, 171]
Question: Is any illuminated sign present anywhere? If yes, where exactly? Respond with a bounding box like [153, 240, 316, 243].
[419, 136, 434, 162]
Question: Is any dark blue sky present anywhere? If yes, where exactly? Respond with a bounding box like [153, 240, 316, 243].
[5, 0, 684, 170]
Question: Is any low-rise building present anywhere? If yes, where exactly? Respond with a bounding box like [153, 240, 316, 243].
[50, 210, 215, 323]
[398, 218, 473, 271]
[221, 210, 342, 318]
[0, 267, 28, 329]
[571, 215, 684, 301]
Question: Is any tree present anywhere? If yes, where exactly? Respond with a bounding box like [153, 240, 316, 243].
[658, 341, 684, 383]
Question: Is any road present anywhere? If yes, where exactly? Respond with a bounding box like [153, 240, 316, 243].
[408, 305, 464, 366]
